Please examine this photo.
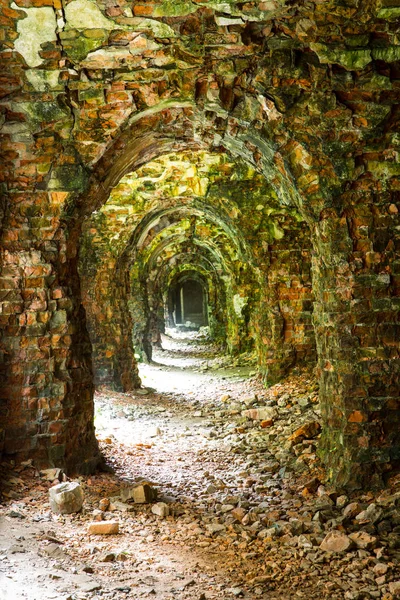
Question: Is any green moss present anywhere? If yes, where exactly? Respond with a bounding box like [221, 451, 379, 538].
[310, 43, 372, 70]
[153, 0, 197, 17]
[345, 35, 370, 48]
[78, 87, 105, 101]
[366, 161, 400, 179]
[18, 101, 70, 130]
[64, 32, 108, 62]
[372, 46, 400, 62]
[49, 165, 89, 192]
[377, 7, 400, 19]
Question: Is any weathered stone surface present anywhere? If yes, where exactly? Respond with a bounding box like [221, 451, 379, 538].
[319, 531, 352, 553]
[151, 502, 169, 518]
[343, 503, 362, 519]
[355, 504, 383, 524]
[120, 484, 156, 504]
[242, 407, 278, 421]
[348, 531, 377, 550]
[289, 422, 321, 445]
[40, 468, 63, 482]
[49, 482, 84, 515]
[88, 520, 119, 535]
[389, 582, 400, 596]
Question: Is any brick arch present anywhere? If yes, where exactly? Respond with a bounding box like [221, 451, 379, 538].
[67, 108, 400, 487]
[1, 82, 399, 488]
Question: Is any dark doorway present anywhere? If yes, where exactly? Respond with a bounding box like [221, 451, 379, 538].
[174, 279, 208, 327]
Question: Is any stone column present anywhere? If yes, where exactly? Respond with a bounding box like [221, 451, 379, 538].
[312, 202, 400, 489]
[0, 193, 100, 472]
[82, 256, 141, 391]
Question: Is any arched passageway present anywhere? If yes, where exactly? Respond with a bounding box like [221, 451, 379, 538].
[79, 149, 315, 387]
[0, 0, 399, 491]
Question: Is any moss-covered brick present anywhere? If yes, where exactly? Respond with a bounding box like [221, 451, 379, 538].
[48, 165, 89, 192]
[310, 43, 372, 70]
[1, 0, 400, 490]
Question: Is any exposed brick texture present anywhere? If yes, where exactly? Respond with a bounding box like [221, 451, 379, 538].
[0, 0, 399, 487]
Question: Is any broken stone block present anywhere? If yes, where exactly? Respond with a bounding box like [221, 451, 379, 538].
[373, 563, 388, 576]
[49, 481, 84, 514]
[92, 509, 104, 521]
[389, 581, 400, 596]
[206, 523, 226, 534]
[41, 543, 66, 560]
[231, 507, 247, 522]
[99, 552, 115, 562]
[241, 407, 277, 421]
[109, 500, 135, 512]
[355, 503, 383, 524]
[151, 502, 169, 518]
[40, 468, 63, 482]
[319, 531, 352, 553]
[336, 494, 348, 508]
[99, 498, 110, 511]
[120, 483, 156, 503]
[115, 551, 129, 561]
[343, 502, 362, 519]
[348, 531, 377, 550]
[289, 421, 321, 444]
[88, 520, 119, 535]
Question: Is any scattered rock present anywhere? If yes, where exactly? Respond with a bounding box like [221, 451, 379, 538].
[303, 476, 320, 493]
[99, 552, 115, 562]
[289, 421, 321, 444]
[49, 481, 84, 514]
[373, 563, 388, 576]
[389, 581, 400, 596]
[151, 502, 169, 518]
[355, 503, 383, 524]
[242, 407, 277, 421]
[7, 510, 25, 519]
[88, 521, 120, 535]
[40, 468, 63, 482]
[206, 523, 226, 534]
[336, 494, 348, 508]
[109, 500, 135, 512]
[348, 531, 377, 549]
[343, 502, 362, 519]
[320, 531, 352, 553]
[231, 507, 247, 522]
[99, 498, 110, 511]
[121, 483, 156, 504]
[41, 543, 66, 560]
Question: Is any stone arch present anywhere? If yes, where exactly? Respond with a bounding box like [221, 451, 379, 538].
[66, 108, 400, 488]
[2, 0, 400, 488]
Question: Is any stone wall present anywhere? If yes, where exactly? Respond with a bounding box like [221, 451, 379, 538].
[1, 0, 399, 486]
[253, 215, 316, 383]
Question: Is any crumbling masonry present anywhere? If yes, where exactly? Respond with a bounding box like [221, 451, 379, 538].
[1, 0, 400, 489]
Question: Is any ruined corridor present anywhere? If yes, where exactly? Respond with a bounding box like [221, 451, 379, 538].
[1, 0, 400, 597]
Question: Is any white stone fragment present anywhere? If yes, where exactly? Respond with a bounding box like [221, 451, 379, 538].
[49, 481, 84, 514]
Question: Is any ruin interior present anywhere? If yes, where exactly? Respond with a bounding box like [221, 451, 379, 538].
[1, 0, 400, 598]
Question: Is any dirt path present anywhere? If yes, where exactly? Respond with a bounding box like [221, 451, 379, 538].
[1, 331, 400, 600]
